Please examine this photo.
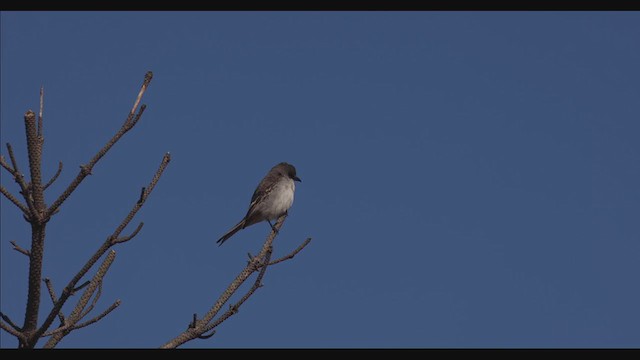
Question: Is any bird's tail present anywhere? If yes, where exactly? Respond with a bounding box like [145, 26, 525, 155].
[216, 219, 245, 246]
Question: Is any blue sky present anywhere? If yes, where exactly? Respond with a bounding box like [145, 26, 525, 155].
[1, 11, 639, 348]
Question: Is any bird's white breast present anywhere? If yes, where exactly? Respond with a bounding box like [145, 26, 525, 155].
[262, 178, 295, 220]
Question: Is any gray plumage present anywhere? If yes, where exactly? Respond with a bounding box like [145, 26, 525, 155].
[217, 162, 301, 245]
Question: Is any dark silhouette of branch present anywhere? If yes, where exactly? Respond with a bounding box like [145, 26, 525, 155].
[161, 214, 311, 348]
[0, 72, 170, 348]
[34, 153, 170, 346]
[1, 185, 29, 215]
[199, 245, 273, 337]
[43, 250, 117, 348]
[68, 300, 121, 332]
[72, 281, 91, 295]
[266, 237, 312, 266]
[4, 143, 38, 218]
[1, 311, 22, 332]
[111, 222, 144, 245]
[1, 316, 26, 342]
[10, 240, 31, 257]
[43, 161, 63, 191]
[46, 71, 153, 219]
[43, 278, 65, 326]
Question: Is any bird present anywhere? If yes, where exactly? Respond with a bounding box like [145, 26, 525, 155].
[217, 162, 301, 246]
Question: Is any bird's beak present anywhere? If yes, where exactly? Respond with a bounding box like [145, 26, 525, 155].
[294, 176, 302, 183]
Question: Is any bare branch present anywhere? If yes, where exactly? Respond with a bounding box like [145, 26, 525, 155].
[36, 153, 170, 342]
[6, 143, 20, 176]
[43, 250, 117, 348]
[10, 240, 31, 257]
[5, 143, 38, 217]
[78, 281, 103, 321]
[198, 330, 216, 340]
[71, 300, 121, 332]
[267, 238, 312, 266]
[43, 278, 65, 325]
[1, 317, 26, 342]
[24, 110, 45, 216]
[72, 281, 91, 295]
[46, 72, 154, 218]
[1, 185, 29, 215]
[161, 214, 287, 348]
[200, 245, 273, 336]
[1, 311, 22, 332]
[0, 154, 15, 173]
[137, 187, 146, 204]
[112, 153, 170, 238]
[111, 222, 144, 245]
[43, 161, 63, 191]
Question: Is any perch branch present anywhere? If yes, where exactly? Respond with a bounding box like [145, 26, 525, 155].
[201, 245, 273, 335]
[161, 214, 287, 348]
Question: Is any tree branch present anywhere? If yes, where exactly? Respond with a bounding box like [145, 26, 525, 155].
[43, 250, 117, 348]
[112, 152, 169, 239]
[43, 161, 63, 191]
[35, 153, 170, 344]
[46, 72, 154, 218]
[68, 300, 121, 333]
[161, 214, 288, 348]
[10, 240, 31, 257]
[1, 311, 22, 332]
[111, 222, 144, 245]
[1, 185, 29, 215]
[4, 143, 38, 219]
[266, 237, 312, 266]
[200, 245, 273, 336]
[1, 318, 26, 342]
[43, 278, 65, 326]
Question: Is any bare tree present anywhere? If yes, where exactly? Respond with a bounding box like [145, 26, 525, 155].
[0, 72, 311, 348]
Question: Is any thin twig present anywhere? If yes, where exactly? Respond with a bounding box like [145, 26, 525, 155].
[46, 72, 154, 218]
[71, 300, 121, 332]
[1, 319, 26, 341]
[1, 185, 30, 215]
[197, 329, 216, 340]
[43, 161, 63, 191]
[266, 238, 312, 266]
[112, 153, 170, 238]
[43, 250, 117, 348]
[10, 240, 31, 257]
[0, 154, 15, 173]
[36, 153, 170, 342]
[43, 278, 65, 325]
[72, 281, 90, 295]
[1, 311, 22, 332]
[201, 246, 273, 336]
[78, 281, 103, 321]
[160, 215, 286, 348]
[111, 222, 144, 245]
[5, 143, 38, 217]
